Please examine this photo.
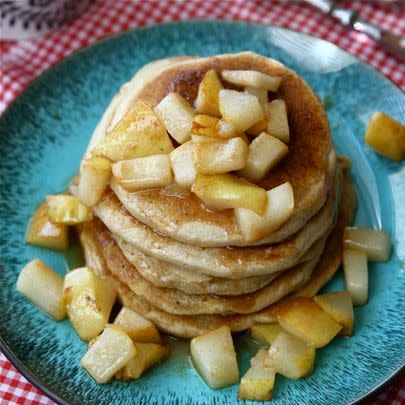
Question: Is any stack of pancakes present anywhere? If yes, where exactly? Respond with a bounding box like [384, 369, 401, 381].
[77, 52, 357, 339]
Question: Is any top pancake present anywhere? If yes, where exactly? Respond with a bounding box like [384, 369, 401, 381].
[87, 52, 335, 247]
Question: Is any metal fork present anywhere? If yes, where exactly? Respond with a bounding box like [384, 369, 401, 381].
[304, 0, 405, 61]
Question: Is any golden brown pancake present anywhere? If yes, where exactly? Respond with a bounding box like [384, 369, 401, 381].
[82, 219, 283, 296]
[114, 228, 323, 296]
[81, 219, 326, 316]
[83, 211, 345, 338]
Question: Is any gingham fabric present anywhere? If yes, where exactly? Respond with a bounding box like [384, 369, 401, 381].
[0, 0, 404, 404]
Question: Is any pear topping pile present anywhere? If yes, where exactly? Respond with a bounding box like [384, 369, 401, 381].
[82, 68, 293, 242]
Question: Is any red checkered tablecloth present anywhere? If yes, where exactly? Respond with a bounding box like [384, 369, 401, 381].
[0, 1, 404, 404]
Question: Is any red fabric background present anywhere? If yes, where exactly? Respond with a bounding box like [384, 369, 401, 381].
[0, 1, 404, 404]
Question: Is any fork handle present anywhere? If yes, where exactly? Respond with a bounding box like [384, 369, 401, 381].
[303, 0, 335, 13]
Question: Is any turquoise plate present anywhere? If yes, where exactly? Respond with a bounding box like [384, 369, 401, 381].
[0, 21, 404, 405]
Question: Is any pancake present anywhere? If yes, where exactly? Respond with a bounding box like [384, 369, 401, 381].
[83, 219, 283, 296]
[81, 186, 351, 338]
[114, 227, 323, 296]
[117, 282, 272, 339]
[79, 165, 356, 338]
[117, 239, 280, 296]
[85, 52, 335, 247]
[82, 219, 326, 316]
[94, 170, 338, 279]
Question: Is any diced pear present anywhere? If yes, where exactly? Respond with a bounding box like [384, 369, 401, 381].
[169, 141, 197, 189]
[314, 291, 354, 336]
[265, 331, 315, 379]
[219, 90, 265, 132]
[190, 325, 239, 389]
[93, 101, 173, 161]
[194, 69, 223, 117]
[234, 182, 294, 242]
[344, 227, 392, 262]
[16, 259, 66, 320]
[78, 156, 111, 207]
[195, 137, 248, 175]
[81, 325, 136, 384]
[239, 132, 288, 182]
[364, 112, 405, 161]
[192, 114, 243, 140]
[343, 249, 368, 306]
[246, 118, 268, 137]
[274, 297, 342, 348]
[245, 87, 268, 108]
[26, 201, 68, 250]
[191, 134, 222, 144]
[221, 70, 281, 92]
[238, 348, 276, 401]
[113, 307, 160, 343]
[112, 154, 173, 192]
[192, 173, 267, 215]
[154, 92, 195, 144]
[266, 99, 290, 143]
[47, 195, 92, 225]
[251, 323, 283, 345]
[192, 125, 220, 138]
[117, 343, 170, 380]
[137, 343, 170, 371]
[193, 114, 219, 128]
[217, 120, 242, 139]
[246, 103, 270, 136]
[116, 354, 143, 381]
[88, 335, 100, 349]
[249, 347, 268, 368]
[64, 267, 117, 340]
[192, 118, 219, 138]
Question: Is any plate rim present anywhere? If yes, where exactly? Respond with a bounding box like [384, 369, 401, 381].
[0, 19, 404, 405]
[0, 336, 70, 405]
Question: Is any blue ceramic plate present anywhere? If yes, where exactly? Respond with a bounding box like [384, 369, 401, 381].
[0, 21, 404, 405]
